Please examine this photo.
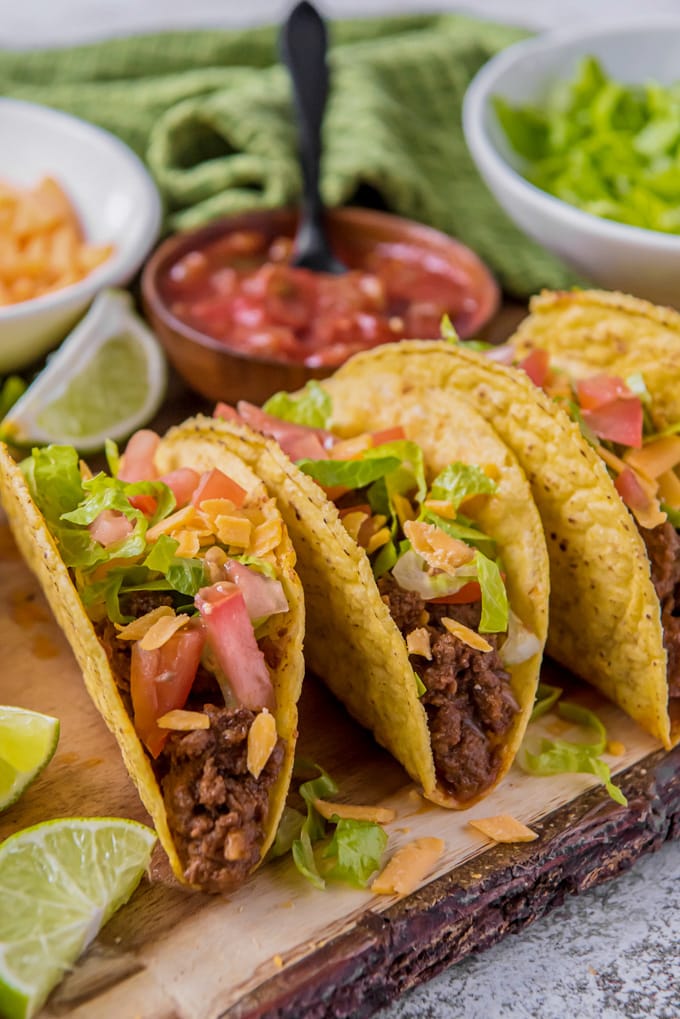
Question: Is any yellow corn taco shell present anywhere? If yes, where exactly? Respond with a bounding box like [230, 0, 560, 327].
[512, 289, 680, 430]
[329, 340, 671, 750]
[0, 439, 305, 891]
[158, 396, 549, 808]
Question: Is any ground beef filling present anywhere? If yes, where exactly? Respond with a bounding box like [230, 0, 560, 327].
[158, 705, 284, 892]
[378, 575, 518, 802]
[641, 521, 680, 699]
[95, 596, 284, 892]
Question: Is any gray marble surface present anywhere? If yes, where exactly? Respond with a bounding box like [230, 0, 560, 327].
[3, 2, 679, 1016]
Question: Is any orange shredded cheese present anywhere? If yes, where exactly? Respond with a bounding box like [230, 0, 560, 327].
[341, 510, 369, 543]
[313, 799, 396, 824]
[115, 605, 174, 641]
[406, 627, 432, 660]
[607, 740, 626, 756]
[251, 514, 282, 556]
[370, 837, 445, 896]
[139, 613, 190, 651]
[272, 955, 284, 970]
[157, 709, 210, 731]
[146, 505, 197, 542]
[598, 446, 628, 475]
[79, 459, 93, 481]
[657, 469, 680, 510]
[468, 814, 538, 843]
[330, 434, 372, 460]
[365, 526, 391, 555]
[173, 530, 201, 558]
[215, 515, 252, 548]
[625, 435, 680, 479]
[246, 709, 278, 779]
[441, 617, 492, 652]
[404, 520, 475, 574]
[422, 498, 456, 519]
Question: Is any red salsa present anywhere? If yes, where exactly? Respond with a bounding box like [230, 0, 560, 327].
[159, 230, 485, 368]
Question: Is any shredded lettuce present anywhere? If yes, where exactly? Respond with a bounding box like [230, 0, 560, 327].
[0, 375, 26, 420]
[297, 455, 401, 490]
[440, 313, 459, 344]
[530, 682, 563, 722]
[105, 438, 121, 478]
[495, 55, 680, 234]
[422, 510, 496, 556]
[521, 700, 627, 805]
[290, 762, 388, 890]
[321, 818, 387, 887]
[475, 550, 508, 633]
[267, 806, 306, 860]
[428, 462, 497, 511]
[263, 380, 332, 429]
[391, 548, 477, 600]
[662, 503, 680, 528]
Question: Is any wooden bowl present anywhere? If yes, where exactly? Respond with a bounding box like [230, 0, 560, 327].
[141, 207, 500, 405]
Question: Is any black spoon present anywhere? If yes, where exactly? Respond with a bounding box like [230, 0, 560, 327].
[280, 1, 346, 274]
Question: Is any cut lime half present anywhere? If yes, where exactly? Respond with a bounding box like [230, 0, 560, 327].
[2, 289, 167, 454]
[0, 705, 60, 812]
[0, 817, 156, 1019]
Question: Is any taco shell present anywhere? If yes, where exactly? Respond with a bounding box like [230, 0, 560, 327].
[0, 439, 305, 889]
[328, 339, 671, 750]
[158, 393, 549, 808]
[512, 289, 680, 429]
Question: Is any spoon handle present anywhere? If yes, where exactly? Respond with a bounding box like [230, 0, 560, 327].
[280, 1, 329, 224]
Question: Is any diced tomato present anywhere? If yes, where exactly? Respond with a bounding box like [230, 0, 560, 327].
[518, 349, 551, 388]
[195, 586, 275, 712]
[370, 426, 406, 446]
[191, 467, 246, 508]
[214, 401, 241, 423]
[130, 625, 205, 757]
[576, 374, 631, 411]
[160, 468, 200, 508]
[429, 581, 482, 604]
[89, 510, 133, 547]
[581, 398, 643, 448]
[128, 494, 157, 517]
[236, 401, 334, 460]
[119, 430, 161, 483]
[615, 468, 650, 512]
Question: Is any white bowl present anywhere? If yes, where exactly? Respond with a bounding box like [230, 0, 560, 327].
[0, 98, 162, 372]
[463, 20, 680, 307]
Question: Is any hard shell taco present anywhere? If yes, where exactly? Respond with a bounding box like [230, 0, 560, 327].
[314, 338, 673, 750]
[510, 288, 680, 739]
[0, 430, 305, 892]
[169, 386, 550, 808]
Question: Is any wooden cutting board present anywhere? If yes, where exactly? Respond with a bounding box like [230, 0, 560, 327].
[1, 504, 679, 1019]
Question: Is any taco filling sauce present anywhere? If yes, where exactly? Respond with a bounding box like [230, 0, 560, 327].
[22, 430, 289, 891]
[517, 350, 680, 700]
[219, 395, 538, 803]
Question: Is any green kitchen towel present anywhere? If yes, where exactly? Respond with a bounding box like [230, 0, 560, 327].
[0, 14, 579, 297]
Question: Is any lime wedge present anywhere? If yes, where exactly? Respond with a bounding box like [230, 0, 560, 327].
[0, 706, 59, 812]
[2, 289, 166, 454]
[0, 817, 156, 1019]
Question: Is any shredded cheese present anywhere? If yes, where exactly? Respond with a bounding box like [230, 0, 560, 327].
[146, 505, 197, 542]
[341, 510, 369, 543]
[139, 613, 190, 651]
[365, 526, 391, 555]
[246, 709, 278, 779]
[441, 617, 492, 653]
[607, 740, 626, 757]
[657, 469, 680, 510]
[404, 520, 475, 575]
[251, 515, 282, 556]
[392, 492, 417, 526]
[625, 435, 680, 479]
[313, 799, 396, 824]
[215, 515, 252, 548]
[330, 434, 372, 460]
[422, 498, 456, 519]
[468, 815, 537, 843]
[406, 627, 432, 660]
[173, 530, 201, 558]
[157, 709, 209, 731]
[370, 837, 445, 896]
[115, 606, 174, 641]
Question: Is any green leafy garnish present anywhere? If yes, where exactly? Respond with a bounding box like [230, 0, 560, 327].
[297, 455, 401, 490]
[290, 762, 388, 890]
[662, 503, 680, 528]
[440, 313, 459, 344]
[267, 806, 306, 860]
[530, 682, 563, 722]
[422, 511, 496, 557]
[495, 56, 680, 234]
[321, 818, 388, 887]
[104, 438, 121, 478]
[475, 550, 508, 633]
[263, 380, 332, 429]
[521, 700, 627, 805]
[429, 462, 497, 511]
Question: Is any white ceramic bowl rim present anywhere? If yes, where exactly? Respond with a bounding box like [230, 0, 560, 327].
[0, 97, 162, 323]
[463, 17, 680, 255]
